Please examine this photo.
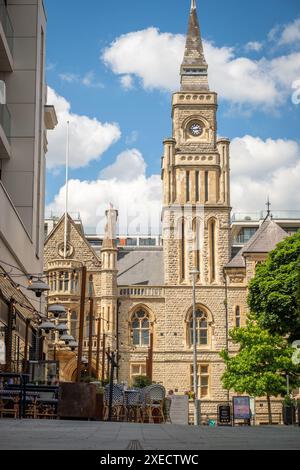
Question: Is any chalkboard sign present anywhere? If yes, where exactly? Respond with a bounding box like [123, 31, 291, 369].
[169, 395, 189, 425]
[218, 404, 232, 426]
[233, 396, 251, 420]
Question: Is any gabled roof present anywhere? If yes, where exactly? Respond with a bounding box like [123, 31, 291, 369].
[226, 219, 288, 269]
[117, 247, 164, 286]
[44, 213, 101, 268]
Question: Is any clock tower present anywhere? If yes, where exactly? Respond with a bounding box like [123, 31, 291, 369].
[162, 0, 231, 286]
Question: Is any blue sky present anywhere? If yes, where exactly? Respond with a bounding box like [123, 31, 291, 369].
[45, 0, 300, 233]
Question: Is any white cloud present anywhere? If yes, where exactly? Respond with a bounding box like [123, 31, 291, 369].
[47, 136, 300, 234]
[46, 87, 121, 169]
[231, 136, 300, 212]
[99, 148, 146, 181]
[46, 149, 162, 234]
[102, 27, 184, 92]
[278, 17, 300, 46]
[120, 74, 134, 90]
[102, 27, 300, 108]
[59, 71, 104, 88]
[245, 41, 263, 52]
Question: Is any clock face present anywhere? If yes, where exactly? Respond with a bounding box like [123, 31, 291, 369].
[189, 122, 203, 137]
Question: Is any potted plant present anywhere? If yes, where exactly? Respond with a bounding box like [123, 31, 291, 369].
[132, 375, 152, 389]
[282, 396, 295, 425]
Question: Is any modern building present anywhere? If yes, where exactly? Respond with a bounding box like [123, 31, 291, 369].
[44, 1, 297, 423]
[0, 0, 57, 373]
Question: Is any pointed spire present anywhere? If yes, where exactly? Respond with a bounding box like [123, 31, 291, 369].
[181, 0, 209, 91]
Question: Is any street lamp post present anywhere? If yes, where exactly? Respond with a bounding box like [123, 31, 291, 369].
[191, 268, 200, 426]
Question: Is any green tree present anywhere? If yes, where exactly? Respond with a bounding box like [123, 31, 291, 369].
[220, 322, 300, 424]
[248, 230, 300, 340]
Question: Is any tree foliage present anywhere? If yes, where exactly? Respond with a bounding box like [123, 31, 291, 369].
[220, 322, 300, 399]
[248, 230, 300, 340]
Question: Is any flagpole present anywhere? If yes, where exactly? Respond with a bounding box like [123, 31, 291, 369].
[64, 121, 70, 259]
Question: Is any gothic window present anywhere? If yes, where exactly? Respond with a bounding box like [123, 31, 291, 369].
[186, 171, 190, 202]
[59, 272, 64, 291]
[205, 171, 209, 202]
[208, 219, 216, 282]
[85, 314, 94, 338]
[64, 272, 69, 291]
[88, 274, 94, 297]
[131, 309, 150, 347]
[192, 218, 201, 274]
[189, 309, 209, 346]
[235, 306, 241, 328]
[70, 311, 77, 340]
[195, 170, 200, 202]
[180, 218, 186, 281]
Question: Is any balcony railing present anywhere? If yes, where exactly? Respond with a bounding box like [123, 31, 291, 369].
[0, 0, 13, 55]
[0, 103, 10, 141]
[118, 286, 164, 298]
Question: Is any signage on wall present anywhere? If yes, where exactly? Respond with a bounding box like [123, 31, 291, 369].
[0, 336, 5, 365]
[233, 396, 251, 421]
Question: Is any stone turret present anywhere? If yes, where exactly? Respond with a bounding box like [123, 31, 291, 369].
[100, 206, 118, 347]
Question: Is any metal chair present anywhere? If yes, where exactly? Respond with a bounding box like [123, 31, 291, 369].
[142, 385, 166, 423]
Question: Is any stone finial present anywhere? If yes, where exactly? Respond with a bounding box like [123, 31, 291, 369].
[103, 203, 118, 249]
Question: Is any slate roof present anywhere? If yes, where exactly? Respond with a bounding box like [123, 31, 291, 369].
[117, 247, 164, 286]
[226, 219, 288, 269]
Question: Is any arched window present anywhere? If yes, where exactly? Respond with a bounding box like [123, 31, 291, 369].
[208, 219, 217, 282]
[189, 309, 209, 346]
[180, 218, 186, 281]
[131, 309, 150, 347]
[235, 306, 241, 328]
[192, 218, 201, 275]
[85, 314, 94, 338]
[70, 311, 77, 340]
[88, 274, 94, 297]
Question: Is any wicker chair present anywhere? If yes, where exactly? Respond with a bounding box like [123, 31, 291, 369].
[124, 390, 142, 423]
[103, 384, 124, 421]
[0, 392, 20, 419]
[142, 385, 166, 423]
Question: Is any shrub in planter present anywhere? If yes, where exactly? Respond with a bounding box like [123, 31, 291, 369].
[282, 396, 295, 425]
[132, 375, 152, 389]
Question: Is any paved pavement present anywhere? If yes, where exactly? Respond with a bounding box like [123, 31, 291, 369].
[0, 420, 299, 450]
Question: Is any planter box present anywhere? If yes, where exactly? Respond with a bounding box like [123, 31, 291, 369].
[58, 382, 98, 420]
[282, 405, 296, 425]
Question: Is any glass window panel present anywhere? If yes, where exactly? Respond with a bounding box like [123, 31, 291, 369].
[142, 319, 149, 328]
[142, 329, 149, 346]
[133, 330, 140, 346]
[137, 311, 145, 318]
[201, 377, 209, 386]
[132, 320, 139, 329]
